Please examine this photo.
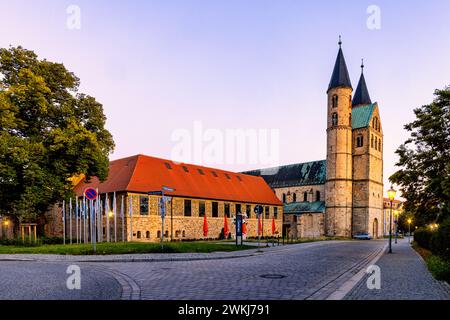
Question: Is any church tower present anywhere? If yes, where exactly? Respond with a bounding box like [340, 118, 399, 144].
[351, 61, 384, 238]
[325, 38, 353, 237]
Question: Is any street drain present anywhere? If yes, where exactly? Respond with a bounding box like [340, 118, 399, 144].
[259, 274, 286, 279]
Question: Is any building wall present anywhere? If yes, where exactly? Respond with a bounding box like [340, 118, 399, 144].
[351, 106, 384, 238]
[283, 213, 325, 239]
[274, 185, 325, 204]
[325, 87, 354, 237]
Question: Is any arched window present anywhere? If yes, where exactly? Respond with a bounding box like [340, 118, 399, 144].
[293, 193, 297, 203]
[182, 230, 186, 238]
[375, 136, 378, 150]
[378, 139, 382, 151]
[332, 95, 338, 108]
[282, 193, 286, 203]
[371, 135, 374, 148]
[316, 191, 321, 202]
[357, 135, 363, 148]
[157, 230, 161, 238]
[146, 231, 150, 239]
[332, 113, 338, 126]
[303, 192, 308, 202]
[137, 231, 142, 239]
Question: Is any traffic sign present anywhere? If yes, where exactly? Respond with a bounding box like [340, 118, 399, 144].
[84, 188, 98, 201]
[148, 191, 163, 196]
[159, 198, 166, 218]
[254, 205, 263, 215]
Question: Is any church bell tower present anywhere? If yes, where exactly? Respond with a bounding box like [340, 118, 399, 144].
[325, 37, 354, 237]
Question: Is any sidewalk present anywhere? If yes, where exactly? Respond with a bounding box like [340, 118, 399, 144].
[0, 240, 338, 263]
[345, 238, 450, 300]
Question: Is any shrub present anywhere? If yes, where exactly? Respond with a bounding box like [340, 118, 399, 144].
[427, 255, 450, 282]
[414, 228, 433, 250]
[431, 223, 450, 261]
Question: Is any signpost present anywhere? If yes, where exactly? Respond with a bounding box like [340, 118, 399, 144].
[235, 214, 243, 246]
[84, 188, 98, 253]
[254, 205, 263, 248]
[150, 186, 174, 250]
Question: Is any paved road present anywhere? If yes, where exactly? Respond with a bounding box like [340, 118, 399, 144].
[0, 240, 448, 300]
[0, 261, 122, 300]
[345, 239, 450, 300]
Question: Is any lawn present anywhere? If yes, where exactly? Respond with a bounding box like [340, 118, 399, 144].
[0, 241, 254, 255]
[412, 242, 450, 284]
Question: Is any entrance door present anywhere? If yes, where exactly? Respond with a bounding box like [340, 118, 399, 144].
[373, 219, 379, 238]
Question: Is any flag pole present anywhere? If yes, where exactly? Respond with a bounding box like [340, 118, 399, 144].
[129, 195, 133, 242]
[105, 193, 110, 242]
[62, 200, 66, 245]
[114, 192, 117, 242]
[69, 198, 73, 245]
[121, 195, 125, 242]
[75, 198, 78, 244]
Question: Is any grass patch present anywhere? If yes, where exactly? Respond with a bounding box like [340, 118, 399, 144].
[413, 242, 450, 284]
[0, 241, 254, 256]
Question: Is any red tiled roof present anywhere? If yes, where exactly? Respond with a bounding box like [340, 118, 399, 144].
[74, 154, 282, 206]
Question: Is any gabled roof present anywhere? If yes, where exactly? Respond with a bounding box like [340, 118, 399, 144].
[352, 72, 372, 107]
[328, 47, 352, 91]
[74, 155, 282, 206]
[352, 103, 376, 129]
[284, 201, 326, 214]
[242, 160, 326, 188]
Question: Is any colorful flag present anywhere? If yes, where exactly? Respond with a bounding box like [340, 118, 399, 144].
[224, 215, 229, 238]
[203, 215, 209, 237]
[272, 218, 276, 235]
[258, 216, 262, 236]
[242, 221, 247, 235]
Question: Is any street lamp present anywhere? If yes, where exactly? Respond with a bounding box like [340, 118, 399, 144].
[394, 210, 399, 244]
[407, 218, 412, 244]
[387, 186, 397, 254]
[108, 211, 114, 242]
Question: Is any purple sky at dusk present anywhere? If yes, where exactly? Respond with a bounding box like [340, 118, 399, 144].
[1, 0, 449, 196]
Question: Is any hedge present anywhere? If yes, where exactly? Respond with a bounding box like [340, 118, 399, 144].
[415, 223, 450, 262]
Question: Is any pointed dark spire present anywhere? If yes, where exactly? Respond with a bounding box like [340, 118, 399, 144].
[328, 36, 352, 92]
[352, 59, 372, 107]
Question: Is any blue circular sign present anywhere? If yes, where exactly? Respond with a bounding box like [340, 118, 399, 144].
[84, 188, 98, 201]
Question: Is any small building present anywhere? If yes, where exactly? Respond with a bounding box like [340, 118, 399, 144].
[283, 201, 326, 239]
[382, 198, 404, 236]
[62, 154, 283, 242]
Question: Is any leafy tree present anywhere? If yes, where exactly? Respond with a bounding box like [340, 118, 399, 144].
[390, 86, 449, 226]
[0, 46, 114, 227]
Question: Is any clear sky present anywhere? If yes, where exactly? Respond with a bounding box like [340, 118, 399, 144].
[1, 0, 449, 194]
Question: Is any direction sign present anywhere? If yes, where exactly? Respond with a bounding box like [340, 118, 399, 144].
[148, 191, 163, 196]
[84, 188, 98, 201]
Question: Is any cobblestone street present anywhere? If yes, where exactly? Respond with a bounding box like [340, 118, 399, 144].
[0, 240, 448, 300]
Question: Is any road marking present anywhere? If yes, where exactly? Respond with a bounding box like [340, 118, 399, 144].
[326, 242, 388, 300]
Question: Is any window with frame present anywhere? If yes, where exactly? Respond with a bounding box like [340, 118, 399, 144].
[378, 139, 382, 151]
[356, 135, 363, 147]
[140, 196, 149, 215]
[236, 204, 242, 215]
[265, 206, 270, 219]
[303, 192, 308, 202]
[199, 201, 206, 217]
[212, 202, 219, 217]
[246, 205, 251, 218]
[184, 200, 192, 217]
[293, 193, 297, 203]
[332, 95, 338, 108]
[282, 193, 286, 203]
[371, 135, 374, 148]
[274, 207, 278, 219]
[316, 191, 321, 202]
[224, 203, 230, 218]
[332, 113, 338, 126]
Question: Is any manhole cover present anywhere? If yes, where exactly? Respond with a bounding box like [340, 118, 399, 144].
[259, 274, 286, 279]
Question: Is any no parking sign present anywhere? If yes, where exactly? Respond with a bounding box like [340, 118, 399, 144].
[84, 188, 98, 201]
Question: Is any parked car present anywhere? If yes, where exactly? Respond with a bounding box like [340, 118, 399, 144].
[353, 233, 372, 240]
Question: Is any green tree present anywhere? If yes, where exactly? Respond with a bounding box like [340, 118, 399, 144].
[0, 46, 114, 227]
[390, 86, 449, 226]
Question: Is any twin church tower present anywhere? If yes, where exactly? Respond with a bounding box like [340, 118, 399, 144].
[325, 38, 384, 238]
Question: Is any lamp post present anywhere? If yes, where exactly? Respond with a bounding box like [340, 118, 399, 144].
[387, 186, 397, 254]
[407, 218, 412, 244]
[394, 210, 399, 244]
